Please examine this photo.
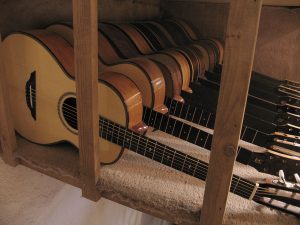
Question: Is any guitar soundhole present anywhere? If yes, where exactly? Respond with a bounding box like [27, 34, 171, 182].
[62, 97, 78, 131]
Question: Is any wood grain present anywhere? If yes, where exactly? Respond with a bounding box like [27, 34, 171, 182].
[73, 0, 101, 201]
[164, 0, 300, 6]
[199, 1, 263, 225]
[0, 36, 18, 166]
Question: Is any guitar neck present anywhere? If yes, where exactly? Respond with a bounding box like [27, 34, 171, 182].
[164, 97, 270, 147]
[142, 105, 270, 173]
[99, 117, 257, 200]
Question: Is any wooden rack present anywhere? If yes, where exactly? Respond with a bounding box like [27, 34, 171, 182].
[0, 1, 299, 225]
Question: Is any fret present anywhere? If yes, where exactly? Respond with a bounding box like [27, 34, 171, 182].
[160, 145, 166, 164]
[199, 111, 210, 127]
[187, 126, 199, 144]
[179, 124, 191, 141]
[148, 141, 157, 159]
[191, 107, 202, 124]
[122, 124, 127, 148]
[147, 108, 155, 127]
[180, 103, 189, 120]
[192, 160, 199, 177]
[232, 177, 253, 199]
[136, 135, 144, 155]
[231, 177, 241, 194]
[172, 120, 183, 137]
[157, 112, 164, 131]
[181, 154, 187, 171]
[173, 100, 181, 117]
[197, 108, 204, 125]
[114, 123, 126, 147]
[186, 106, 197, 122]
[144, 139, 149, 156]
[170, 148, 176, 168]
[159, 114, 169, 132]
[196, 131, 208, 148]
[161, 147, 175, 167]
[154, 112, 163, 129]
[99, 118, 256, 201]
[186, 104, 196, 121]
[166, 116, 176, 134]
[167, 98, 176, 115]
[204, 134, 213, 149]
[182, 157, 197, 176]
[194, 162, 208, 181]
[172, 151, 186, 171]
[205, 112, 211, 127]
[251, 130, 258, 144]
[242, 126, 256, 143]
[107, 124, 118, 143]
[207, 113, 216, 129]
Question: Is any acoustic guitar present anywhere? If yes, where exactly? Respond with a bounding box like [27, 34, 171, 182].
[100, 22, 193, 94]
[45, 26, 300, 173]
[46, 24, 168, 113]
[97, 21, 300, 138]
[3, 30, 300, 217]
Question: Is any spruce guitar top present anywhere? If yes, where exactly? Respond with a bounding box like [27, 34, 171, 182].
[3, 30, 300, 218]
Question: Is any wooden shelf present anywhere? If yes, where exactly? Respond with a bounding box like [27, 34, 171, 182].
[164, 0, 300, 6]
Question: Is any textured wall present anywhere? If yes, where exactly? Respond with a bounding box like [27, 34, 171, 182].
[162, 2, 300, 81]
[0, 0, 160, 36]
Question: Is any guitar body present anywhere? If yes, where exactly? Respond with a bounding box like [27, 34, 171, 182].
[2, 31, 144, 164]
[47, 24, 168, 113]
[104, 23, 190, 96]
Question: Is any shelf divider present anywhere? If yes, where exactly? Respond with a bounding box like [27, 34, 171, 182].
[72, 0, 101, 201]
[199, 1, 263, 225]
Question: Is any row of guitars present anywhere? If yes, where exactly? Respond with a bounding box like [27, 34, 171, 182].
[2, 24, 300, 217]
[46, 20, 300, 156]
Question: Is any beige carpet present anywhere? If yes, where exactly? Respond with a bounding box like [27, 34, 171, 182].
[0, 127, 299, 225]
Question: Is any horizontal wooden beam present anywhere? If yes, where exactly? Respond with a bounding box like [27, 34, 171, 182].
[199, 0, 263, 224]
[164, 0, 300, 6]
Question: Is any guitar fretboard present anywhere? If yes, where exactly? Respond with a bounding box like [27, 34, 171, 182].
[99, 117, 257, 200]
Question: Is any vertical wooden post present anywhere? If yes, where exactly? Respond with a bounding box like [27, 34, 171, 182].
[0, 36, 18, 166]
[73, 0, 101, 201]
[199, 1, 262, 225]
